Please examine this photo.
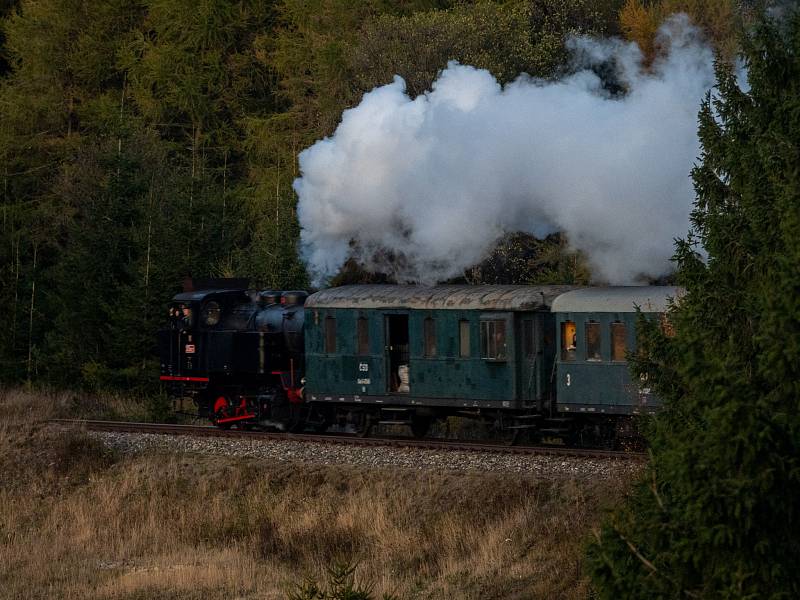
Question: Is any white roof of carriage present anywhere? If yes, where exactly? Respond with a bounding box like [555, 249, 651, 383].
[306, 285, 581, 311]
[550, 286, 682, 313]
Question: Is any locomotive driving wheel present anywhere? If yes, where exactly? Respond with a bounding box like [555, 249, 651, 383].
[212, 395, 233, 430]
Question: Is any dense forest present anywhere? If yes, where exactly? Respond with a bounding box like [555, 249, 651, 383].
[0, 0, 747, 390]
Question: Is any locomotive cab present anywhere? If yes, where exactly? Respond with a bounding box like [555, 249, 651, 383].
[158, 289, 252, 399]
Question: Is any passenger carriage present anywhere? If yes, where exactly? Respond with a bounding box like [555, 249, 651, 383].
[303, 285, 577, 436]
[551, 286, 679, 415]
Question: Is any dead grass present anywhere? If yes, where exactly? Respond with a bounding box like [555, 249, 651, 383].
[57, 389, 155, 422]
[0, 387, 635, 599]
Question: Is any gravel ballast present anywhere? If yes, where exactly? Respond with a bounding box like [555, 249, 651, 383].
[88, 430, 643, 478]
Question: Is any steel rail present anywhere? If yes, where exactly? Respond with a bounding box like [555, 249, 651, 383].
[49, 419, 647, 461]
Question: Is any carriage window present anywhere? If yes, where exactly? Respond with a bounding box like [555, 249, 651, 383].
[324, 316, 336, 353]
[523, 319, 535, 358]
[423, 317, 437, 357]
[480, 320, 507, 360]
[561, 320, 576, 361]
[357, 317, 369, 355]
[586, 321, 601, 361]
[611, 322, 627, 361]
[459, 320, 470, 358]
[660, 313, 676, 337]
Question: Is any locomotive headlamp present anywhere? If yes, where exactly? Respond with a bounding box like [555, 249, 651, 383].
[202, 301, 221, 326]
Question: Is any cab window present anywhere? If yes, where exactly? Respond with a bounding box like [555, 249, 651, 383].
[201, 301, 221, 327]
[561, 320, 576, 361]
[170, 304, 193, 329]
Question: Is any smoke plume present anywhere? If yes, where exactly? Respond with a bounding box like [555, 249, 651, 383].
[294, 15, 717, 285]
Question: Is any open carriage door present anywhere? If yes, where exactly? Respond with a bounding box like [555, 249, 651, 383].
[384, 314, 410, 393]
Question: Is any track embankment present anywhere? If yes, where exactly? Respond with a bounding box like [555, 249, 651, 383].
[50, 419, 646, 478]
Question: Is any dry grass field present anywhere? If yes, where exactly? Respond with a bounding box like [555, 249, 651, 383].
[0, 388, 635, 599]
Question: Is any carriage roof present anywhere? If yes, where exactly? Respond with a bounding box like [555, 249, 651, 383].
[306, 284, 580, 311]
[550, 286, 681, 313]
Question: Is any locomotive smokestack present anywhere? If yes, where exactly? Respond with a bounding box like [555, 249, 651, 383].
[294, 15, 730, 285]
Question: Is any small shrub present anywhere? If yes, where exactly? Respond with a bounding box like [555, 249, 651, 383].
[288, 561, 396, 600]
[147, 391, 175, 423]
[80, 360, 159, 395]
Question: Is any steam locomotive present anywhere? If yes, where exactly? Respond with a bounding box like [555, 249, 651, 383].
[159, 280, 677, 444]
[158, 285, 310, 430]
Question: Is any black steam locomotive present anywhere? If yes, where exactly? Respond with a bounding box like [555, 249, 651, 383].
[158, 283, 310, 430]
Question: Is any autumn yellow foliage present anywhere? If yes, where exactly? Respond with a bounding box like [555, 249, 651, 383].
[620, 0, 739, 64]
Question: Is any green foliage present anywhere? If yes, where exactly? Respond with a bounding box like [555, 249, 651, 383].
[0, 0, 666, 389]
[234, 0, 452, 288]
[146, 390, 174, 422]
[123, 0, 277, 149]
[459, 232, 591, 285]
[351, 0, 622, 103]
[0, 0, 289, 385]
[0, 0, 18, 76]
[288, 561, 397, 600]
[588, 8, 800, 598]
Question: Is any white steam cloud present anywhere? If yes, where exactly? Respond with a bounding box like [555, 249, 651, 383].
[294, 15, 716, 284]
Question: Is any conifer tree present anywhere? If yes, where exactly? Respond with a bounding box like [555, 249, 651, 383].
[588, 8, 800, 598]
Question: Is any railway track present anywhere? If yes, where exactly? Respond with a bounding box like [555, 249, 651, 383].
[50, 419, 647, 461]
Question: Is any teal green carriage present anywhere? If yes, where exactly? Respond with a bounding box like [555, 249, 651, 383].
[550, 287, 679, 416]
[303, 285, 576, 432]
